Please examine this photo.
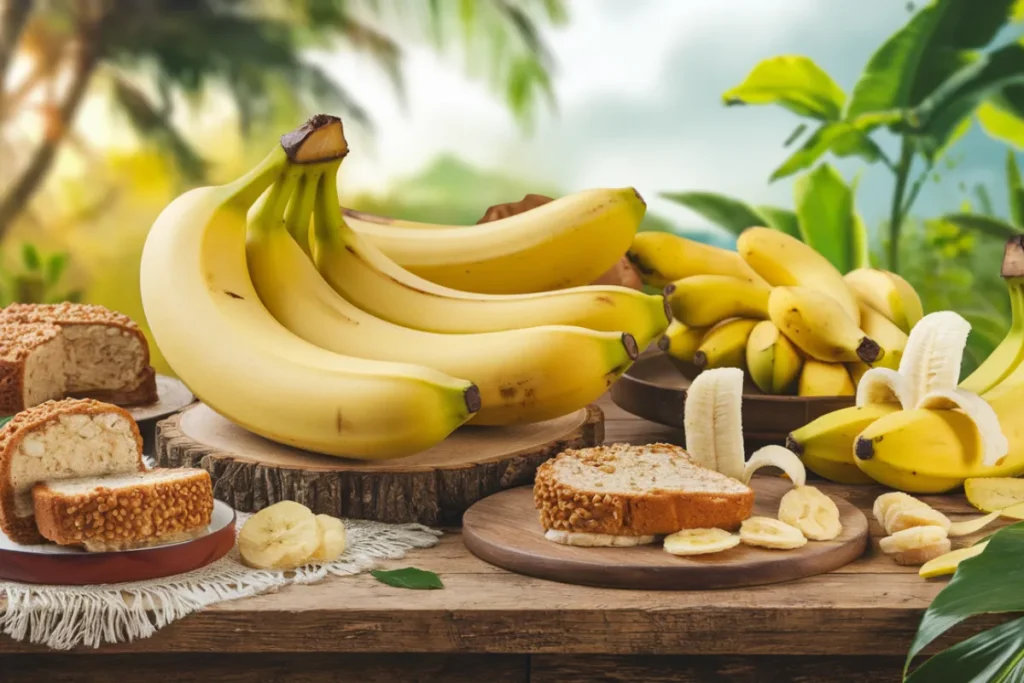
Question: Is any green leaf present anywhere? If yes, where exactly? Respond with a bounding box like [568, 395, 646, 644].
[754, 205, 801, 238]
[660, 192, 769, 235]
[0, 416, 12, 430]
[846, 0, 1016, 118]
[907, 615, 1024, 682]
[769, 122, 882, 181]
[974, 183, 996, 215]
[44, 253, 67, 286]
[722, 55, 845, 121]
[906, 522, 1024, 679]
[942, 213, 1021, 240]
[370, 567, 444, 590]
[978, 98, 1024, 149]
[20, 243, 39, 271]
[793, 163, 861, 273]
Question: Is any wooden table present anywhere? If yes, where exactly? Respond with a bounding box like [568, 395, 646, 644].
[0, 396, 1006, 682]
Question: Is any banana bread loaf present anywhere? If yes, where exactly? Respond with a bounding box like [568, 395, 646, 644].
[33, 468, 214, 552]
[0, 323, 67, 414]
[0, 398, 145, 543]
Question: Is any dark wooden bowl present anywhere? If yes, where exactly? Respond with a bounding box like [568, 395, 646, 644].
[610, 352, 855, 444]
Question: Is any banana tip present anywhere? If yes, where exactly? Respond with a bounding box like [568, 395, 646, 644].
[661, 296, 673, 323]
[857, 338, 882, 364]
[853, 437, 874, 460]
[784, 435, 803, 456]
[622, 333, 640, 360]
[657, 335, 670, 352]
[693, 351, 708, 370]
[464, 385, 482, 414]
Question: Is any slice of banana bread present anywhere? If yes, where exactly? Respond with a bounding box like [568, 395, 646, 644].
[0, 398, 145, 543]
[0, 323, 67, 414]
[33, 468, 214, 552]
[534, 442, 755, 537]
[0, 303, 157, 406]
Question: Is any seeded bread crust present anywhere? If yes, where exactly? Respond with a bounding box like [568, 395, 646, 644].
[534, 442, 755, 536]
[32, 468, 214, 552]
[0, 303, 158, 406]
[0, 323, 64, 414]
[0, 398, 145, 543]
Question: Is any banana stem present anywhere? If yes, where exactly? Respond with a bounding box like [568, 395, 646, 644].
[312, 160, 346, 249]
[249, 167, 301, 235]
[226, 148, 289, 209]
[285, 171, 320, 257]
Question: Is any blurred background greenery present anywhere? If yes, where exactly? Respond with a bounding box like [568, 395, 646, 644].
[1, 0, 1024, 376]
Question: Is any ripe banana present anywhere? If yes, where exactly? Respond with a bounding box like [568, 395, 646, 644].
[778, 486, 842, 541]
[663, 528, 741, 556]
[139, 119, 478, 459]
[897, 311, 971, 409]
[873, 492, 923, 526]
[785, 404, 898, 485]
[847, 361, 871, 387]
[964, 476, 1024, 513]
[683, 367, 745, 480]
[659, 320, 707, 365]
[311, 515, 347, 562]
[627, 231, 768, 288]
[739, 516, 807, 550]
[694, 318, 759, 371]
[343, 188, 646, 294]
[884, 502, 951, 535]
[798, 359, 856, 397]
[741, 445, 807, 487]
[665, 275, 770, 328]
[301, 204, 669, 348]
[745, 320, 803, 394]
[843, 268, 923, 333]
[768, 287, 881, 364]
[249, 157, 637, 426]
[737, 226, 860, 325]
[858, 304, 908, 371]
[238, 501, 323, 570]
[856, 367, 912, 409]
[879, 526, 951, 566]
[919, 543, 987, 578]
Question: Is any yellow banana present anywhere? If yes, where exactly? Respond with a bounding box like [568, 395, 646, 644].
[798, 359, 856, 397]
[665, 275, 770, 328]
[737, 227, 860, 325]
[843, 268, 923, 333]
[139, 117, 478, 459]
[658, 320, 707, 365]
[857, 303, 908, 371]
[847, 361, 871, 387]
[745, 320, 802, 394]
[626, 231, 768, 288]
[768, 286, 882, 364]
[343, 188, 645, 294]
[693, 319, 759, 371]
[785, 404, 899, 485]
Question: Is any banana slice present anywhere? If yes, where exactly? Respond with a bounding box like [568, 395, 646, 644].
[739, 516, 807, 550]
[879, 526, 951, 566]
[663, 528, 740, 556]
[872, 491, 923, 527]
[778, 485, 842, 540]
[885, 503, 951, 535]
[238, 500, 323, 570]
[917, 389, 1009, 467]
[855, 367, 912, 409]
[919, 542, 988, 578]
[897, 311, 971, 408]
[741, 445, 807, 487]
[545, 530, 657, 547]
[948, 511, 1001, 537]
[683, 367, 745, 480]
[310, 514, 347, 562]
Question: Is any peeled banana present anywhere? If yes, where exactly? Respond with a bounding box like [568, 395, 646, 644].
[238, 501, 323, 570]
[739, 516, 807, 550]
[665, 275, 770, 328]
[843, 268, 923, 333]
[768, 287, 881, 364]
[683, 367, 746, 480]
[799, 359, 856, 397]
[628, 231, 768, 288]
[897, 311, 972, 409]
[694, 318, 759, 371]
[311, 515, 347, 562]
[785, 404, 897, 485]
[879, 526, 951, 566]
[745, 320, 802, 395]
[742, 445, 807, 488]
[663, 528, 741, 556]
[778, 486, 842, 540]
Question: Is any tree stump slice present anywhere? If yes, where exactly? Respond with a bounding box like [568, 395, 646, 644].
[155, 403, 604, 525]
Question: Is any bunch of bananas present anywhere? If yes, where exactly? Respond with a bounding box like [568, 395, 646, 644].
[140, 115, 669, 459]
[629, 229, 923, 397]
[788, 236, 1024, 492]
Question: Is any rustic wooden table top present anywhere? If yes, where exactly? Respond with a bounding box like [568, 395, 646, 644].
[0, 395, 1008, 682]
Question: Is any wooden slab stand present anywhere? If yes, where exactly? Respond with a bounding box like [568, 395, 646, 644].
[155, 403, 604, 525]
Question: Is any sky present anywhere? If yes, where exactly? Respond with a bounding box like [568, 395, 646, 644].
[317, 0, 1016, 238]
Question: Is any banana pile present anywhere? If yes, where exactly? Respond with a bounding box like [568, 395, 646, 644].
[141, 115, 669, 459]
[632, 229, 923, 397]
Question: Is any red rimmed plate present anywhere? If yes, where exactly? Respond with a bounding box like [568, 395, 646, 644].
[0, 500, 236, 585]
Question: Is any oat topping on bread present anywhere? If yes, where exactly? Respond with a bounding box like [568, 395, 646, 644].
[534, 443, 754, 537]
[0, 398, 145, 543]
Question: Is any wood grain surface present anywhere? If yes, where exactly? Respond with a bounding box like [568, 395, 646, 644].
[154, 403, 603, 524]
[462, 477, 868, 590]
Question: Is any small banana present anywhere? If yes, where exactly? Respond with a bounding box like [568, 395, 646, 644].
[739, 516, 807, 550]
[658, 320, 707, 365]
[858, 304, 908, 371]
[628, 231, 768, 288]
[847, 361, 871, 387]
[663, 528, 741, 556]
[311, 515, 347, 562]
[785, 404, 899, 485]
[843, 268, 923, 333]
[693, 318, 760, 371]
[768, 287, 881, 364]
[238, 501, 323, 570]
[683, 367, 746, 480]
[919, 542, 988, 578]
[879, 526, 951, 566]
[745, 320, 803, 395]
[545, 530, 656, 547]
[778, 486, 842, 541]
[897, 311, 971, 408]
[798, 359, 856, 397]
[741, 445, 807, 487]
[856, 367, 912, 409]
[665, 275, 770, 328]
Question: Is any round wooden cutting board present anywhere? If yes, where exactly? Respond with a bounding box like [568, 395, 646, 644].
[610, 352, 855, 443]
[155, 403, 604, 525]
[462, 477, 868, 590]
[127, 374, 195, 454]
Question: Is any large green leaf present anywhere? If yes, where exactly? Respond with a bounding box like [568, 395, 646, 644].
[722, 56, 845, 121]
[978, 98, 1024, 149]
[846, 0, 1016, 119]
[1008, 149, 1024, 228]
[906, 523, 1024, 680]
[792, 164, 863, 273]
[942, 213, 1021, 240]
[769, 121, 882, 181]
[660, 192, 768, 235]
[754, 205, 801, 238]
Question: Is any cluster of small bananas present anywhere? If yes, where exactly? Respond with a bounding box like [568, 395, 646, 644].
[628, 228, 922, 397]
